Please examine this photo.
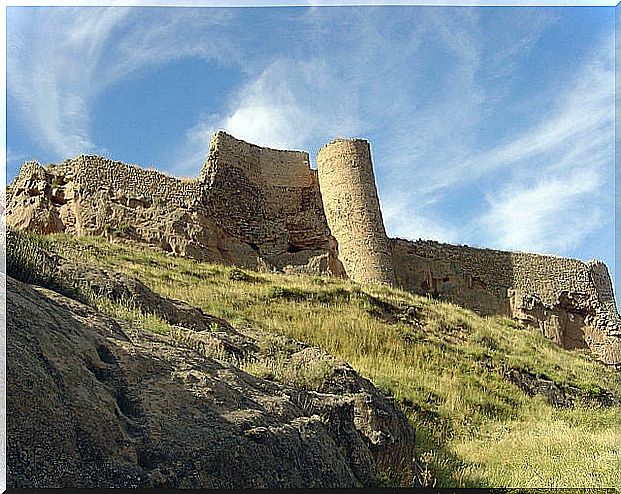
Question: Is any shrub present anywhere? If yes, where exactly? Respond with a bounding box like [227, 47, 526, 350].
[228, 267, 254, 282]
[4, 228, 87, 302]
[6, 228, 58, 285]
[268, 285, 307, 301]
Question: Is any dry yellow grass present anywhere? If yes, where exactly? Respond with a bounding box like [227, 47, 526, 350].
[33, 234, 621, 488]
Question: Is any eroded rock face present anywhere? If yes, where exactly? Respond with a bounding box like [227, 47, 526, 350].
[5, 161, 66, 234]
[509, 289, 621, 366]
[6, 274, 418, 488]
[509, 290, 590, 348]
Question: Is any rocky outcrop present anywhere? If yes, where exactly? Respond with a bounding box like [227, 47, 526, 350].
[504, 367, 619, 408]
[509, 289, 621, 367]
[6, 270, 419, 488]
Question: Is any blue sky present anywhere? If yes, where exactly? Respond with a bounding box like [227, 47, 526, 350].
[6, 6, 617, 291]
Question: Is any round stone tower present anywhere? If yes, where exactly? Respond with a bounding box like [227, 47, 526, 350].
[316, 138, 396, 286]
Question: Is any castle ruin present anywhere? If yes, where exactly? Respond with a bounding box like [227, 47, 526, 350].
[6, 131, 621, 366]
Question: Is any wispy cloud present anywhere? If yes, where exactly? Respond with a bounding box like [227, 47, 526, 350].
[426, 44, 613, 195]
[381, 191, 460, 244]
[476, 169, 606, 253]
[463, 37, 614, 254]
[8, 8, 131, 157]
[180, 57, 363, 167]
[7, 8, 236, 159]
[181, 8, 484, 171]
[380, 21, 613, 256]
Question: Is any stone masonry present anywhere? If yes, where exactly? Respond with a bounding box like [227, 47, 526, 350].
[6, 131, 343, 275]
[6, 131, 621, 366]
[201, 131, 336, 258]
[317, 139, 396, 286]
[391, 239, 621, 365]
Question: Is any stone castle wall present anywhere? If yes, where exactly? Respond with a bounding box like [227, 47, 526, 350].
[392, 239, 597, 307]
[391, 239, 514, 315]
[391, 238, 621, 364]
[200, 131, 314, 188]
[59, 155, 204, 207]
[200, 131, 336, 259]
[6, 131, 619, 364]
[317, 139, 395, 285]
[6, 131, 342, 275]
[587, 260, 617, 309]
[510, 252, 593, 305]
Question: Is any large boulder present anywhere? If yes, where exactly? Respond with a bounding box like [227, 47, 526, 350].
[6, 274, 419, 488]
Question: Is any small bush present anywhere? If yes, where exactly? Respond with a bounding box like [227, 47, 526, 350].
[470, 331, 499, 351]
[7, 229, 58, 285]
[228, 267, 261, 283]
[268, 285, 308, 301]
[268, 285, 352, 305]
[6, 228, 84, 301]
[118, 223, 132, 235]
[241, 351, 334, 391]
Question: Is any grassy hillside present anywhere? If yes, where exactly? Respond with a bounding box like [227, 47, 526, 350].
[18, 233, 621, 488]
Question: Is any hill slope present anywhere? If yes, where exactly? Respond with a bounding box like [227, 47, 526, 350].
[7, 232, 621, 487]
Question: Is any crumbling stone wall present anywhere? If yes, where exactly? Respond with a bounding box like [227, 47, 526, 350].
[392, 239, 600, 306]
[391, 239, 513, 312]
[588, 260, 618, 315]
[317, 139, 395, 286]
[391, 238, 621, 365]
[65, 155, 203, 208]
[510, 252, 594, 305]
[201, 131, 336, 263]
[6, 155, 206, 239]
[6, 132, 343, 275]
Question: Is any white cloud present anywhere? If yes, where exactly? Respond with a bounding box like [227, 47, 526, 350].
[8, 8, 131, 157]
[371, 26, 613, 255]
[178, 57, 364, 171]
[193, 60, 317, 150]
[399, 34, 613, 203]
[477, 169, 605, 253]
[381, 193, 460, 244]
[462, 38, 614, 254]
[180, 7, 484, 174]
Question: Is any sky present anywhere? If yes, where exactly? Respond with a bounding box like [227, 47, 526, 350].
[5, 5, 617, 293]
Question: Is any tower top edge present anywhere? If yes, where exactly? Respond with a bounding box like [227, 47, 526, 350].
[318, 137, 370, 154]
[210, 130, 310, 157]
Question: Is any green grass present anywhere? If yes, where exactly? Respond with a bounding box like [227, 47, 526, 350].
[22, 233, 621, 488]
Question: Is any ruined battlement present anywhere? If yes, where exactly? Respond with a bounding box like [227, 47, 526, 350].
[202, 130, 315, 188]
[391, 238, 621, 364]
[6, 131, 620, 366]
[61, 155, 203, 208]
[393, 239, 595, 305]
[197, 131, 334, 258]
